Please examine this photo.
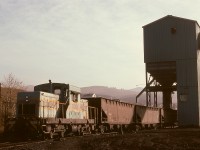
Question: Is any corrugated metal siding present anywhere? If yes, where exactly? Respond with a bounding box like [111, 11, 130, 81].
[175, 25, 199, 125]
[196, 23, 200, 125]
[176, 59, 198, 86]
[177, 86, 199, 125]
[144, 16, 197, 63]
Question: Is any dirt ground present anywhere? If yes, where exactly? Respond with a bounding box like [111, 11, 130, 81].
[5, 128, 200, 150]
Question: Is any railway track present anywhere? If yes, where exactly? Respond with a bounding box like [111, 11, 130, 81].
[0, 140, 47, 150]
[0, 132, 119, 149]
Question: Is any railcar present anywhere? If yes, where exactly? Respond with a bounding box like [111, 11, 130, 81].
[85, 97, 135, 133]
[134, 105, 161, 129]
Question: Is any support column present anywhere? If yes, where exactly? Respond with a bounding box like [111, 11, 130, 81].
[163, 90, 172, 109]
[163, 89, 172, 125]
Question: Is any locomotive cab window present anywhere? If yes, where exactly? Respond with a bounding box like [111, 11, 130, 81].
[71, 92, 78, 102]
[54, 89, 61, 95]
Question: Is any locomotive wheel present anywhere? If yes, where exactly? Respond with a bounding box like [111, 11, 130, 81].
[100, 126, 104, 134]
[88, 126, 91, 134]
[42, 133, 48, 140]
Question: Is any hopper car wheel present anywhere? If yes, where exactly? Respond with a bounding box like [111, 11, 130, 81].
[135, 125, 141, 132]
[153, 125, 158, 130]
[60, 131, 65, 138]
[49, 131, 54, 139]
[78, 125, 84, 136]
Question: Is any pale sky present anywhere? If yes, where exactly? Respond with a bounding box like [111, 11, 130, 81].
[0, 0, 199, 89]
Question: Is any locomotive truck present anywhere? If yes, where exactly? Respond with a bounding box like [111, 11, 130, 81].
[4, 81, 177, 138]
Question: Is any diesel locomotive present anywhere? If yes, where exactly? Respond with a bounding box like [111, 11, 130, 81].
[5, 81, 96, 138]
[4, 81, 177, 138]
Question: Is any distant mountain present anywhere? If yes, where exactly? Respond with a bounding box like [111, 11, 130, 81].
[24, 85, 176, 107]
[80, 86, 177, 107]
[81, 86, 148, 104]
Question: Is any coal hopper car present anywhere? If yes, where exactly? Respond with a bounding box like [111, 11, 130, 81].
[87, 97, 135, 133]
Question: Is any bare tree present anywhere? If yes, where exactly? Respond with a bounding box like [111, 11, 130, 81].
[0, 73, 25, 124]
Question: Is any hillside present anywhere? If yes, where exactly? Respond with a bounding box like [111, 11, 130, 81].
[81, 86, 148, 104]
[81, 86, 179, 108]
[25, 85, 170, 106]
[25, 85, 147, 104]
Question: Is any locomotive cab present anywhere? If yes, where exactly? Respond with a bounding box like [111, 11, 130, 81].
[34, 82, 86, 119]
[34, 81, 70, 103]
